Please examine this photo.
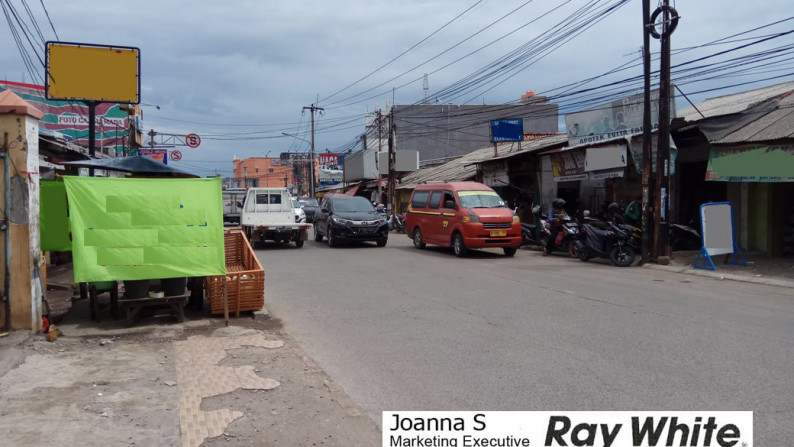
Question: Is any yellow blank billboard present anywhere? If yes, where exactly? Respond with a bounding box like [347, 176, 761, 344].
[46, 41, 140, 103]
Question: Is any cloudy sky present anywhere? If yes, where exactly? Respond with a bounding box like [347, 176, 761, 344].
[1, 0, 792, 176]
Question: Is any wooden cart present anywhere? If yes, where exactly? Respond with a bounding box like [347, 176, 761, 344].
[204, 228, 265, 316]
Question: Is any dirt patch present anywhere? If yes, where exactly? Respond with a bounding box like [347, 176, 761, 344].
[0, 335, 180, 446]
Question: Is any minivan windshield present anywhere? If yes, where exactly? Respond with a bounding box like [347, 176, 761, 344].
[300, 199, 319, 207]
[458, 191, 506, 209]
[333, 197, 376, 213]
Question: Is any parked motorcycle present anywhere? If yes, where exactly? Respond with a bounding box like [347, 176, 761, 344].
[541, 209, 581, 257]
[389, 212, 406, 233]
[670, 221, 701, 251]
[574, 220, 636, 267]
[520, 206, 546, 248]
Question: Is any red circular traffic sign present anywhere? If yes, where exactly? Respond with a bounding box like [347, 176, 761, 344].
[170, 150, 182, 161]
[185, 133, 201, 148]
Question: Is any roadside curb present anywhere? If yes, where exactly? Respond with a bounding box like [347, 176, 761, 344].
[642, 263, 794, 289]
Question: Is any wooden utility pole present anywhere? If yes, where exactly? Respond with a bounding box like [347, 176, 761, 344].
[387, 109, 396, 213]
[303, 104, 324, 198]
[376, 110, 383, 203]
[641, 0, 654, 263]
[651, 1, 678, 260]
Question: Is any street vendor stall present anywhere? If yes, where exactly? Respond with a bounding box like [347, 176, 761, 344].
[40, 174, 252, 324]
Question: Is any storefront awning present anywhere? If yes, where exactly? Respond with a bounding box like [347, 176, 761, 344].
[346, 183, 361, 196]
[706, 144, 794, 182]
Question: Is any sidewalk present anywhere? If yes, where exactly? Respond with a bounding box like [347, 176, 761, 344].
[0, 301, 380, 447]
[644, 250, 794, 289]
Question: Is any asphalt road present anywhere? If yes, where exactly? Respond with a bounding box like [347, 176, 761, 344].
[258, 229, 793, 446]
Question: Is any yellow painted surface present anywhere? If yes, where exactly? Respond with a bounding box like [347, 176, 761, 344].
[47, 43, 139, 103]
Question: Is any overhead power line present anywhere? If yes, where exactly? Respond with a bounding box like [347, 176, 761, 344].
[320, 0, 486, 103]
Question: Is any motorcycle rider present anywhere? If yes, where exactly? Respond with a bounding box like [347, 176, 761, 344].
[606, 202, 625, 224]
[544, 198, 569, 255]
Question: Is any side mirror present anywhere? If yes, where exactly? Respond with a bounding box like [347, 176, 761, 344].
[444, 200, 457, 210]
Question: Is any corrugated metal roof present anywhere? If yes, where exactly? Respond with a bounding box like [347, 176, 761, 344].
[714, 92, 794, 144]
[397, 147, 489, 190]
[678, 81, 794, 122]
[474, 134, 568, 162]
[397, 134, 566, 189]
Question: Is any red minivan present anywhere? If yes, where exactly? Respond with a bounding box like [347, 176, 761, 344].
[405, 181, 522, 257]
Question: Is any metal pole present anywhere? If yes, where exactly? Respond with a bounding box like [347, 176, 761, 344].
[87, 101, 97, 176]
[641, 0, 653, 263]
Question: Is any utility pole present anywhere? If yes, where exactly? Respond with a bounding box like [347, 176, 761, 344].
[376, 110, 382, 203]
[651, 1, 678, 261]
[641, 0, 654, 264]
[303, 104, 324, 197]
[387, 109, 396, 213]
[148, 129, 156, 149]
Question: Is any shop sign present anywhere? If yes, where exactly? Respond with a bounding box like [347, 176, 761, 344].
[1, 81, 129, 154]
[706, 145, 794, 182]
[490, 119, 524, 143]
[565, 88, 674, 147]
[589, 168, 625, 180]
[550, 149, 586, 182]
[138, 148, 168, 164]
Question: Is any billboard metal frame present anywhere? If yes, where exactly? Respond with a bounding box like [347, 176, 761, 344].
[45, 41, 141, 104]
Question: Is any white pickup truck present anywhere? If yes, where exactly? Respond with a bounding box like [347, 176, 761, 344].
[241, 187, 311, 248]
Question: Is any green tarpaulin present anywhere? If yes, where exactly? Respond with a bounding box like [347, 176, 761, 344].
[40, 179, 72, 251]
[63, 176, 226, 282]
[706, 145, 794, 182]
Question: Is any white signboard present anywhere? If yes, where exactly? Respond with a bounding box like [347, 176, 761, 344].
[694, 202, 747, 270]
[701, 203, 734, 256]
[378, 150, 420, 175]
[585, 144, 627, 172]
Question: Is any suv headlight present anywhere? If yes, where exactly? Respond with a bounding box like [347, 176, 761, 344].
[332, 216, 353, 225]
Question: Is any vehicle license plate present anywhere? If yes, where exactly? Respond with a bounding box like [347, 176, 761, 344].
[490, 230, 507, 237]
